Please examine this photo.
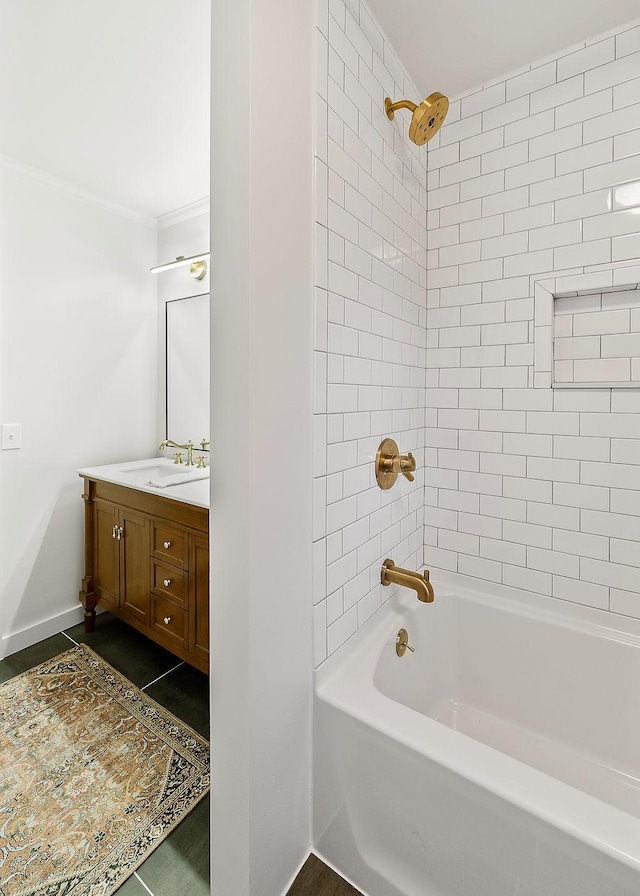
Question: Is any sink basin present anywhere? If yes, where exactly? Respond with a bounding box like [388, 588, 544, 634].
[118, 459, 209, 488]
[120, 463, 189, 480]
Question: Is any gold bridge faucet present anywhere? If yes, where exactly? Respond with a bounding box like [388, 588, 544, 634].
[159, 439, 196, 466]
[381, 559, 435, 603]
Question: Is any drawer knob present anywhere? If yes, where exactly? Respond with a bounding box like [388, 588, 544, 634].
[163, 541, 172, 549]
[163, 578, 172, 587]
[163, 616, 171, 625]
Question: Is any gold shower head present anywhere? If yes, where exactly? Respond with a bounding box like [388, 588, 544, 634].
[385, 92, 449, 146]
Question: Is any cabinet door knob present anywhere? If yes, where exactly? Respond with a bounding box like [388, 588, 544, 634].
[163, 578, 172, 587]
[163, 616, 171, 625]
[163, 540, 172, 549]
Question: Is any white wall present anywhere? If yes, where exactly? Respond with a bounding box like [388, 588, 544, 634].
[425, 19, 640, 615]
[312, 0, 428, 666]
[0, 163, 158, 657]
[210, 0, 313, 893]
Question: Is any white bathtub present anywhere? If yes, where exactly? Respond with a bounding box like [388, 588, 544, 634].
[314, 571, 640, 896]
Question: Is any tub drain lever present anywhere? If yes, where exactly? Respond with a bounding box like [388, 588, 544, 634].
[396, 628, 414, 657]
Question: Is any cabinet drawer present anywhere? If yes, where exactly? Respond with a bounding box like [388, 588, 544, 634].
[152, 524, 188, 569]
[151, 561, 187, 606]
[151, 596, 187, 647]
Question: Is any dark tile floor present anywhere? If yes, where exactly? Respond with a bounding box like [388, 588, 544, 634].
[1, 615, 363, 896]
[0, 612, 210, 896]
[287, 854, 362, 896]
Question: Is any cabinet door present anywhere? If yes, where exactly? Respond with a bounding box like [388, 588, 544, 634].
[119, 509, 150, 624]
[190, 535, 209, 667]
[93, 500, 119, 609]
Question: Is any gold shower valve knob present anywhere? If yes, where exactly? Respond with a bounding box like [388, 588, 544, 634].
[375, 438, 416, 490]
[398, 454, 416, 480]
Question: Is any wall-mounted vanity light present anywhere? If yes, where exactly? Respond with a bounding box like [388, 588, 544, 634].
[150, 252, 209, 280]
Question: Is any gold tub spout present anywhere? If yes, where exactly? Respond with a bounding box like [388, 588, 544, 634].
[381, 559, 435, 603]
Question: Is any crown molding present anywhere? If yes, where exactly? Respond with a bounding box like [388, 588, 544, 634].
[0, 153, 157, 227]
[157, 197, 210, 229]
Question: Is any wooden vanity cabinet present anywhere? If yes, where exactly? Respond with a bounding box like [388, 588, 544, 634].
[80, 478, 209, 674]
[93, 501, 150, 624]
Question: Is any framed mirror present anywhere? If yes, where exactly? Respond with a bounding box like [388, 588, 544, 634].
[165, 293, 210, 446]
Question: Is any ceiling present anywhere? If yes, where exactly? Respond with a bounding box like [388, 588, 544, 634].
[1, 2, 637, 219]
[367, 0, 640, 100]
[0, 0, 210, 220]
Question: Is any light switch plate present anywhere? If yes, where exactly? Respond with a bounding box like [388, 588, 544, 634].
[1, 423, 22, 450]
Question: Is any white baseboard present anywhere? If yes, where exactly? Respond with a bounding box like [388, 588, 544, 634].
[0, 605, 85, 660]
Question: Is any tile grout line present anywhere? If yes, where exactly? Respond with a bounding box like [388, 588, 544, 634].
[141, 662, 185, 691]
[134, 871, 156, 895]
[61, 631, 185, 691]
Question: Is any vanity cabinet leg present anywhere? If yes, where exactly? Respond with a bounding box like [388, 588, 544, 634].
[80, 577, 97, 632]
[80, 484, 97, 633]
[84, 603, 96, 632]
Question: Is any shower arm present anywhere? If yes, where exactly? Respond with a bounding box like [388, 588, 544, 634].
[384, 98, 417, 120]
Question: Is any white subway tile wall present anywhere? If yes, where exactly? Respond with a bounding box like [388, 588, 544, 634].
[553, 288, 640, 384]
[426, 20, 640, 618]
[313, 0, 427, 664]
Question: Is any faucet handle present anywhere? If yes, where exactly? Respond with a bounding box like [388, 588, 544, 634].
[376, 439, 417, 489]
[200, 438, 210, 450]
[400, 452, 416, 482]
[174, 451, 184, 465]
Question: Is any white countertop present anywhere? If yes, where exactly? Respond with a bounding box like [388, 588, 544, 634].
[77, 457, 210, 509]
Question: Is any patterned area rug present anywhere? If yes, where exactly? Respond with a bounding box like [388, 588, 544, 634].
[0, 645, 210, 896]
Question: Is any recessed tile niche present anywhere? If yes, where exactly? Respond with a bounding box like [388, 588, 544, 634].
[534, 276, 640, 389]
[554, 288, 640, 387]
